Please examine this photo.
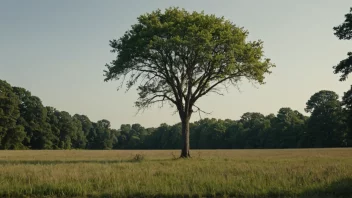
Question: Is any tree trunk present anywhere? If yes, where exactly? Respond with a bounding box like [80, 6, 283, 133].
[180, 117, 191, 158]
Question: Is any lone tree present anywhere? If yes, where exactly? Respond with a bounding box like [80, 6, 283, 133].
[104, 8, 274, 158]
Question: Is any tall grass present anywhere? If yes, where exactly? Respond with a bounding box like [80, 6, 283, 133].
[0, 149, 351, 197]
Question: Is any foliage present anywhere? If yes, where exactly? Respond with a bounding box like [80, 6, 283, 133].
[104, 7, 274, 109]
[0, 80, 26, 149]
[305, 91, 346, 147]
[333, 52, 352, 81]
[333, 7, 352, 81]
[12, 87, 54, 149]
[333, 7, 352, 40]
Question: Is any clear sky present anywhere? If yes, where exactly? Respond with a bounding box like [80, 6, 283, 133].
[1, 0, 351, 129]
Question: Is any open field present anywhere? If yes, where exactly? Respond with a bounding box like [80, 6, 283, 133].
[0, 149, 351, 198]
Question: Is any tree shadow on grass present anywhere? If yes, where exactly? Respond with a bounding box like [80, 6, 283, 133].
[299, 177, 352, 198]
[92, 178, 352, 198]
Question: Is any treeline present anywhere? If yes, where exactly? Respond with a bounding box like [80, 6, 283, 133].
[0, 79, 351, 150]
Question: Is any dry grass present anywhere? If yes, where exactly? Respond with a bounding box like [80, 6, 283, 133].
[0, 149, 351, 197]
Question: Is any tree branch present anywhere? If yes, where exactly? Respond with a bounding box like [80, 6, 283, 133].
[193, 104, 212, 120]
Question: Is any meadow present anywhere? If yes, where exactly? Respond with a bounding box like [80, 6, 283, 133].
[0, 149, 351, 198]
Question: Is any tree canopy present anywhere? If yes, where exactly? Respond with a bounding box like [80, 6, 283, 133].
[305, 91, 345, 147]
[0, 80, 26, 149]
[105, 8, 274, 111]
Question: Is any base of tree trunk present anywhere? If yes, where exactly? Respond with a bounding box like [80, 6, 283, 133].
[180, 151, 191, 158]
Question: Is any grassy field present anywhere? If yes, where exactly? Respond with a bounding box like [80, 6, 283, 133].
[0, 149, 351, 198]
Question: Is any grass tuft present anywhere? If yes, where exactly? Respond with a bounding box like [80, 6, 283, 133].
[131, 153, 145, 162]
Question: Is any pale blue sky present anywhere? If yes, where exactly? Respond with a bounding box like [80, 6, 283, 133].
[1, 0, 351, 128]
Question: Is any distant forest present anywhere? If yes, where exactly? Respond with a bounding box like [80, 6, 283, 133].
[0, 79, 351, 150]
